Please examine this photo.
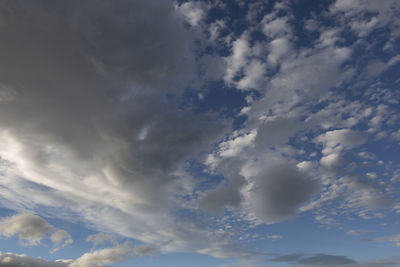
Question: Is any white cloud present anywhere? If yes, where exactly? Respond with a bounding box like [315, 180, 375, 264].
[69, 241, 132, 267]
[51, 230, 73, 254]
[86, 233, 117, 248]
[262, 16, 291, 39]
[177, 1, 206, 27]
[267, 37, 292, 65]
[320, 153, 342, 170]
[236, 60, 266, 90]
[316, 129, 367, 155]
[374, 234, 400, 247]
[0, 239, 157, 267]
[267, 235, 282, 240]
[224, 35, 251, 84]
[218, 130, 257, 158]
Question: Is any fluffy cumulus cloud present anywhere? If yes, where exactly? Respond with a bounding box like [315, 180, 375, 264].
[0, 0, 400, 266]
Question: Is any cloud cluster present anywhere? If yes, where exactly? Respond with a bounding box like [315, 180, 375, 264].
[0, 213, 72, 252]
[0, 241, 157, 267]
[0, 213, 54, 245]
[0, 252, 71, 267]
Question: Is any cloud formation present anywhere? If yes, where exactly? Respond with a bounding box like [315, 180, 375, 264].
[249, 163, 320, 223]
[0, 0, 399, 265]
[0, 213, 72, 252]
[0, 252, 70, 267]
[0, 213, 54, 245]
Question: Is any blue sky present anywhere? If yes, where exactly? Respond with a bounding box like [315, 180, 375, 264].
[0, 0, 399, 266]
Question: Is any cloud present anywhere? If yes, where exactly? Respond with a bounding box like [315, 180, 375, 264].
[0, 0, 232, 256]
[197, 242, 262, 259]
[374, 234, 400, 247]
[224, 34, 251, 85]
[0, 213, 54, 246]
[200, 174, 246, 214]
[262, 14, 292, 39]
[316, 129, 368, 155]
[69, 241, 132, 267]
[0, 252, 70, 267]
[132, 244, 158, 257]
[267, 235, 282, 240]
[0, 213, 73, 252]
[86, 233, 117, 249]
[0, 0, 399, 263]
[50, 230, 73, 254]
[298, 254, 357, 266]
[271, 254, 303, 262]
[0, 241, 157, 267]
[271, 253, 357, 266]
[177, 1, 206, 27]
[271, 253, 358, 267]
[248, 163, 320, 223]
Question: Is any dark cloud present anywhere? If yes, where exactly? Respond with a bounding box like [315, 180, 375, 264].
[250, 163, 320, 223]
[298, 254, 357, 266]
[271, 254, 303, 262]
[0, 0, 233, 254]
[271, 253, 357, 266]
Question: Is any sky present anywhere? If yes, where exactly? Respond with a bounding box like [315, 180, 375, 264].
[0, 0, 399, 266]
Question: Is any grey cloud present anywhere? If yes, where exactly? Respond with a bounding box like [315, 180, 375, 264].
[270, 253, 357, 266]
[197, 242, 264, 259]
[271, 253, 303, 262]
[200, 174, 246, 214]
[0, 213, 54, 245]
[254, 118, 303, 148]
[86, 233, 117, 248]
[374, 234, 400, 247]
[132, 244, 158, 257]
[0, 241, 156, 267]
[0, 213, 73, 251]
[339, 175, 393, 210]
[250, 163, 320, 223]
[0, 252, 70, 267]
[0, 0, 231, 253]
[298, 254, 357, 266]
[349, 255, 400, 267]
[50, 230, 73, 254]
